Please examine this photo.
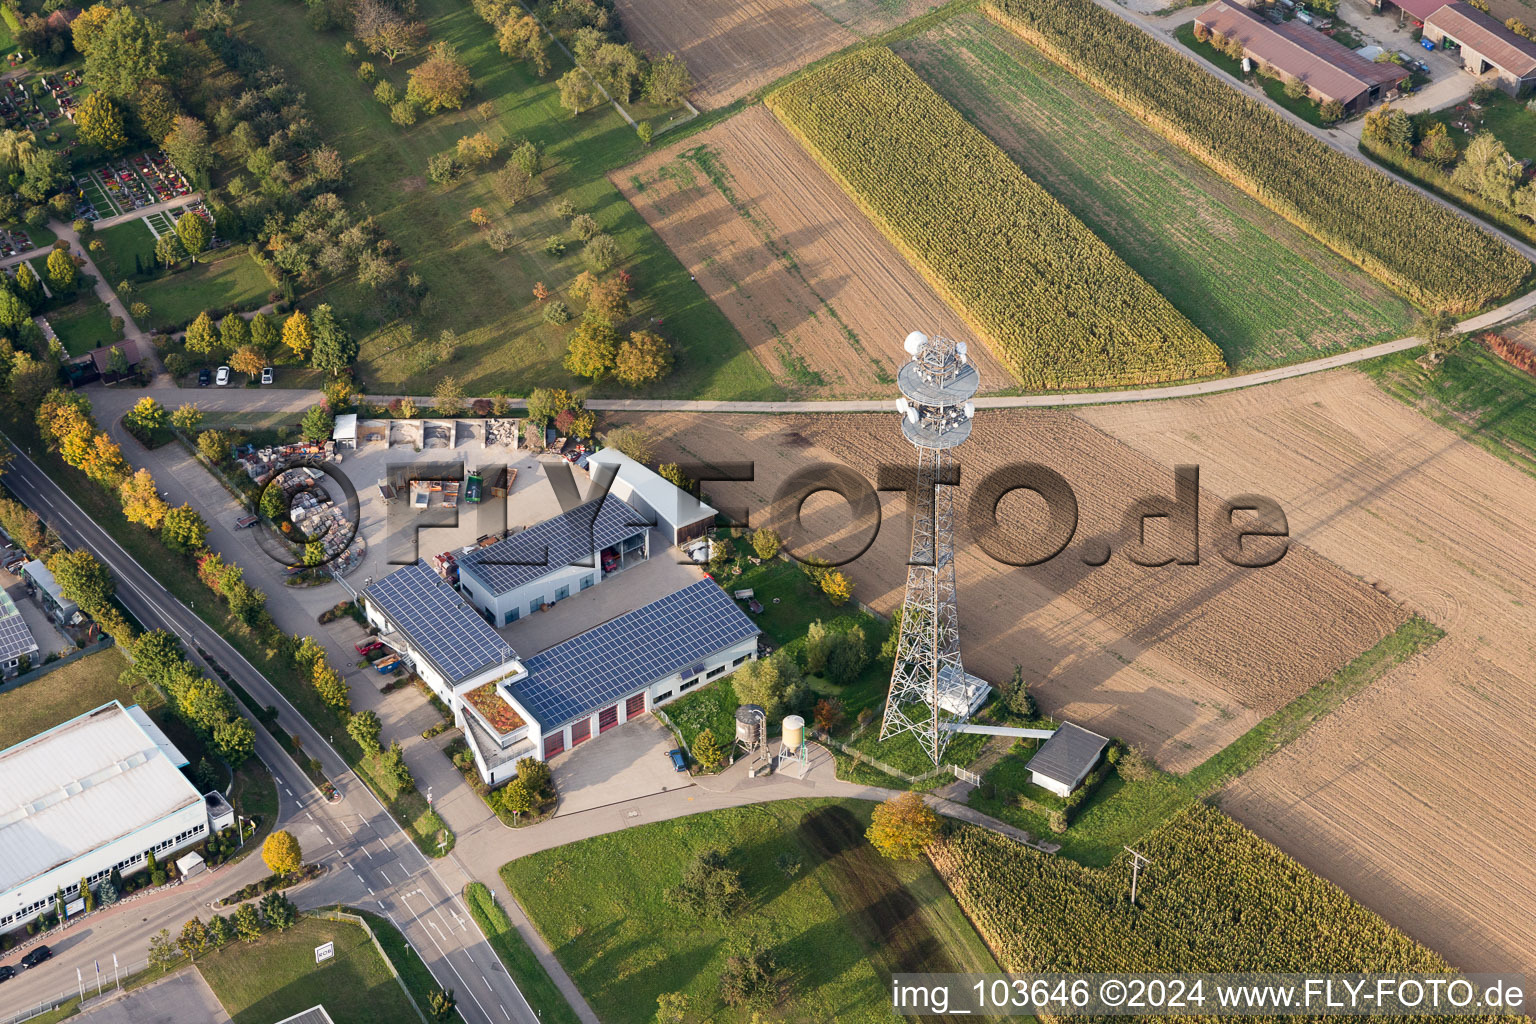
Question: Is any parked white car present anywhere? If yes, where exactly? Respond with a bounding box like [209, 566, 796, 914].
[216, 365, 230, 386]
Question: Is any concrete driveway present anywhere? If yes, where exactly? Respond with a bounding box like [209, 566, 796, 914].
[549, 715, 692, 817]
[73, 969, 230, 1024]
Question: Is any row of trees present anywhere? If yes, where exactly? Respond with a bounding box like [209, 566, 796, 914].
[146, 891, 299, 971]
[1364, 103, 1536, 226]
[178, 304, 357, 378]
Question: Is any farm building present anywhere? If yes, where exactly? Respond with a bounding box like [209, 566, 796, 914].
[1026, 722, 1110, 797]
[1422, 3, 1536, 94]
[0, 702, 221, 934]
[1195, 0, 1409, 111]
[362, 565, 759, 786]
[456, 494, 651, 627]
[20, 558, 80, 626]
[0, 588, 39, 674]
[1372, 0, 1450, 24]
[331, 413, 358, 450]
[585, 448, 719, 547]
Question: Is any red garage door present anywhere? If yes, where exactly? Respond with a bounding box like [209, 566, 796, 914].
[625, 693, 646, 719]
[598, 705, 619, 733]
[543, 730, 564, 758]
[571, 718, 591, 746]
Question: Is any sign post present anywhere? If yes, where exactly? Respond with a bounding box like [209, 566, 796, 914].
[315, 941, 335, 965]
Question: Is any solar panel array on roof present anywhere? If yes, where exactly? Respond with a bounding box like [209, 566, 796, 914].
[364, 561, 516, 683]
[0, 603, 37, 663]
[458, 494, 647, 596]
[513, 579, 760, 729]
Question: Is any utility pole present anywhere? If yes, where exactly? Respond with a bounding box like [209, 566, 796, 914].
[1125, 847, 1151, 907]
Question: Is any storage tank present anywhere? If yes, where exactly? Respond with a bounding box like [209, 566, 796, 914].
[782, 714, 805, 750]
[735, 704, 765, 750]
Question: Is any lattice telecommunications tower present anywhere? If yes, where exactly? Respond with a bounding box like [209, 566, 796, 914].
[879, 330, 980, 767]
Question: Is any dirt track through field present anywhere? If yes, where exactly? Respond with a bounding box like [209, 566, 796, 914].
[615, 108, 1004, 397]
[613, 0, 855, 109]
[1077, 369, 1536, 976]
[623, 408, 1402, 771]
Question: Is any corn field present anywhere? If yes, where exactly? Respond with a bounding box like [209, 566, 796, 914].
[765, 48, 1228, 391]
[985, 0, 1529, 313]
[929, 804, 1453, 1000]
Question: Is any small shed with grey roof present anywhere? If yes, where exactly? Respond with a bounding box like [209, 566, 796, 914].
[1026, 722, 1110, 797]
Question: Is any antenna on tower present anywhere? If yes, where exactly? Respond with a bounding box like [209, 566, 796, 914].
[878, 330, 982, 767]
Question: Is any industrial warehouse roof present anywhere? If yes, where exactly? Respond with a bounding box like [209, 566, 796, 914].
[585, 448, 717, 533]
[0, 701, 202, 897]
[1392, 0, 1452, 22]
[458, 493, 647, 596]
[0, 589, 38, 664]
[1426, 2, 1536, 75]
[1196, 1, 1407, 100]
[1026, 722, 1110, 788]
[364, 561, 517, 683]
[513, 579, 760, 730]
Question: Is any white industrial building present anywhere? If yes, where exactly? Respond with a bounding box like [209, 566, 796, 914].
[363, 565, 760, 787]
[584, 448, 718, 547]
[455, 494, 651, 628]
[0, 702, 226, 933]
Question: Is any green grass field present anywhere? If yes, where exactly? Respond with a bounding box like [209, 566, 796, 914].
[1419, 89, 1536, 163]
[234, 0, 777, 401]
[197, 917, 422, 1024]
[896, 16, 1415, 372]
[134, 250, 272, 329]
[0, 646, 138, 749]
[464, 883, 581, 1024]
[93, 219, 159, 282]
[1362, 341, 1536, 476]
[503, 799, 999, 1023]
[967, 616, 1442, 865]
[45, 296, 116, 356]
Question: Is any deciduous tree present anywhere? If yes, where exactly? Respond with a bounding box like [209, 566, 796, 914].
[615, 329, 670, 386]
[407, 41, 472, 113]
[497, 15, 549, 75]
[48, 549, 114, 613]
[76, 92, 129, 152]
[557, 68, 603, 115]
[866, 791, 940, 860]
[283, 309, 314, 359]
[184, 311, 219, 355]
[162, 504, 209, 551]
[175, 211, 210, 263]
[348, 710, 383, 755]
[564, 315, 618, 380]
[120, 467, 169, 529]
[46, 247, 76, 291]
[262, 830, 303, 876]
[231, 344, 264, 381]
[309, 303, 356, 376]
[300, 404, 335, 442]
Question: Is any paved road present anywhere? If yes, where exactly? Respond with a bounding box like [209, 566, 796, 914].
[0, 439, 540, 1024]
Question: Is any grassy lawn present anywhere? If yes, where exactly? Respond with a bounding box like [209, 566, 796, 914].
[1419, 88, 1536, 163]
[503, 798, 999, 1023]
[463, 883, 581, 1024]
[93, 219, 159, 283]
[134, 251, 272, 329]
[967, 616, 1443, 865]
[233, 0, 778, 402]
[897, 17, 1413, 372]
[197, 916, 423, 1024]
[1361, 342, 1536, 476]
[0, 646, 140, 748]
[44, 296, 117, 357]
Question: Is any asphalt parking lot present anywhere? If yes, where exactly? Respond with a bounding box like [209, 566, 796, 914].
[550, 714, 692, 816]
[72, 969, 230, 1024]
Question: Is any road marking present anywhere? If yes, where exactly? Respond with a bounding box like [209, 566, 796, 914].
[366, 886, 374, 895]
[305, 812, 314, 821]
[499, 1004, 508, 1020]
[342, 820, 354, 835]
[482, 974, 490, 989]
[377, 900, 385, 909]
[379, 868, 391, 884]
[361, 845, 373, 859]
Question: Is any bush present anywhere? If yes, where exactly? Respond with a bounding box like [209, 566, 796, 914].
[582, 232, 620, 272]
[665, 849, 743, 920]
[390, 100, 419, 126]
[543, 235, 566, 257]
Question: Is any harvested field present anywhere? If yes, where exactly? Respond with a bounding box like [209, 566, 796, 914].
[895, 15, 1415, 372]
[810, 0, 954, 34]
[613, 0, 855, 109]
[621, 408, 1403, 770]
[1077, 369, 1536, 975]
[614, 107, 1004, 397]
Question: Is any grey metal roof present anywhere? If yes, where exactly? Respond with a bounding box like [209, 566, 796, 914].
[1026, 722, 1110, 787]
[364, 561, 516, 683]
[458, 494, 648, 596]
[271, 1007, 336, 1024]
[512, 579, 760, 731]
